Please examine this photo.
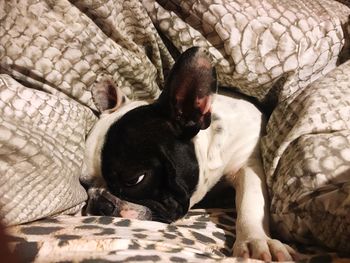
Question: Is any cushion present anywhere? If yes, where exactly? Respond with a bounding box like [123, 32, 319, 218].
[0, 74, 96, 226]
[261, 59, 350, 253]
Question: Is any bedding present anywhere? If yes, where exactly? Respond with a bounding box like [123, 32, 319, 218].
[0, 74, 96, 226]
[261, 59, 350, 253]
[1, 0, 350, 262]
[5, 211, 348, 262]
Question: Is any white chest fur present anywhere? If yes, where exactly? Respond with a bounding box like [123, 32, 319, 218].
[189, 94, 264, 207]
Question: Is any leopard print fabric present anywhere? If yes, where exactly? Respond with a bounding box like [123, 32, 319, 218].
[6, 211, 347, 263]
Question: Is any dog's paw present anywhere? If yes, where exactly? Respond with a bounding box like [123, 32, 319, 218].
[233, 238, 299, 261]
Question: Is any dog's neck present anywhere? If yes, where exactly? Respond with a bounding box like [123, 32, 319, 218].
[189, 94, 263, 207]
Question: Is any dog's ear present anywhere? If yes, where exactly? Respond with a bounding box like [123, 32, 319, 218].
[157, 47, 217, 138]
[92, 76, 129, 113]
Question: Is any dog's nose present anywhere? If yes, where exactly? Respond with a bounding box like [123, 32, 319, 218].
[97, 198, 115, 216]
[86, 188, 152, 220]
[119, 201, 152, 220]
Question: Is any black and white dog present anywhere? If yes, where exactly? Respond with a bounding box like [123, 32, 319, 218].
[82, 47, 297, 261]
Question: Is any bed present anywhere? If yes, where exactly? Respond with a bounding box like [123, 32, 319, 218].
[0, 0, 349, 262]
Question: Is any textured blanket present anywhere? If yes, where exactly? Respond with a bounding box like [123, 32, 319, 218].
[5, 212, 348, 262]
[1, 0, 350, 261]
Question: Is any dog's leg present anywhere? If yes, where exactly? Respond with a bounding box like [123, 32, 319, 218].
[232, 150, 297, 261]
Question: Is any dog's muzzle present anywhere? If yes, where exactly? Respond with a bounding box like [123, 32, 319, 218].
[85, 188, 152, 221]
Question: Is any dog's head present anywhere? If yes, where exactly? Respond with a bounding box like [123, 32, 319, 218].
[84, 47, 217, 223]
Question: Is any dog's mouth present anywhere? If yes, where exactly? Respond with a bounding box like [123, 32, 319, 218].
[85, 188, 188, 224]
[86, 188, 152, 221]
[138, 198, 188, 224]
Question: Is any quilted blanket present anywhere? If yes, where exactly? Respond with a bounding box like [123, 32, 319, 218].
[1, 0, 350, 262]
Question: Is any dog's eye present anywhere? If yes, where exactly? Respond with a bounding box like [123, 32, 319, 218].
[124, 174, 145, 187]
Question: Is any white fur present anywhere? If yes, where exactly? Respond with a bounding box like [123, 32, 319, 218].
[189, 94, 263, 207]
[191, 94, 294, 261]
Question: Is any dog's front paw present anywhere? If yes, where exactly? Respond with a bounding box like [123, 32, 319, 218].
[233, 238, 298, 261]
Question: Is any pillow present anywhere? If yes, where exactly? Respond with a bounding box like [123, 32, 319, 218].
[0, 74, 96, 226]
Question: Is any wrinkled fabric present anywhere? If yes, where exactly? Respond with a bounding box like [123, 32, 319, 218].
[0, 0, 350, 257]
[261, 60, 350, 253]
[6, 212, 347, 263]
[143, 0, 349, 101]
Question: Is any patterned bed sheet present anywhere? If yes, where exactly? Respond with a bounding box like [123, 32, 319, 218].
[5, 211, 347, 263]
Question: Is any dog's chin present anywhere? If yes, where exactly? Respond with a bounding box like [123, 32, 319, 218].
[140, 199, 189, 224]
[151, 215, 175, 224]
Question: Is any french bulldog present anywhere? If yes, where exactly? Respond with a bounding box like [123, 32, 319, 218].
[82, 47, 297, 261]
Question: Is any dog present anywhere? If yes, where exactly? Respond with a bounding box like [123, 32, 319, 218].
[82, 47, 297, 261]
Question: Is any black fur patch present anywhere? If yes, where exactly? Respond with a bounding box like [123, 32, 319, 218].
[101, 104, 199, 223]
